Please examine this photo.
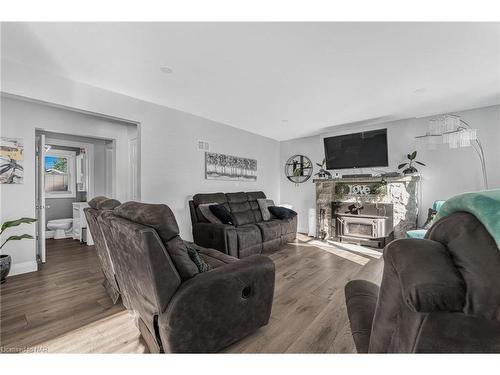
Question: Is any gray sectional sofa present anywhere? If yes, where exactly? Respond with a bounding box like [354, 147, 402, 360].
[189, 191, 297, 258]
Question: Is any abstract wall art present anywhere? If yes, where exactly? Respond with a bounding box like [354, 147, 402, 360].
[205, 152, 257, 181]
[0, 137, 24, 184]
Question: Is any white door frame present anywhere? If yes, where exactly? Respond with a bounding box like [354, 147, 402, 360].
[105, 140, 116, 198]
[128, 137, 139, 201]
[35, 134, 46, 263]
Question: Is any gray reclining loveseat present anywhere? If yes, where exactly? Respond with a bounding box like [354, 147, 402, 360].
[84, 196, 122, 304]
[97, 201, 275, 353]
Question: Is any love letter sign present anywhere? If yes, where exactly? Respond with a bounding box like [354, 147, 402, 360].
[348, 185, 371, 195]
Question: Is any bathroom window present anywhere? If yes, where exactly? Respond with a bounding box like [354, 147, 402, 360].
[45, 149, 76, 198]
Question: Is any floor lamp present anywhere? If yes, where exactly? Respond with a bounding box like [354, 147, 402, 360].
[415, 114, 488, 189]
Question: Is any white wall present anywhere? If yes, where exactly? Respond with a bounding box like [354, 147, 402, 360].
[0, 60, 280, 275]
[0, 96, 134, 275]
[280, 105, 500, 233]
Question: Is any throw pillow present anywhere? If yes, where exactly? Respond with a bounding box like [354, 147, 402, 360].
[198, 203, 223, 224]
[257, 198, 275, 221]
[268, 206, 297, 220]
[185, 242, 212, 273]
[209, 204, 234, 225]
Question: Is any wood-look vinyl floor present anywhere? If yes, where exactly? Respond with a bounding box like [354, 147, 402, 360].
[0, 235, 383, 353]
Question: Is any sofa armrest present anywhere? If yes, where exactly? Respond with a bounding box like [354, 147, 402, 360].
[159, 255, 275, 352]
[385, 239, 465, 313]
[345, 280, 380, 353]
[192, 222, 237, 256]
[415, 313, 500, 353]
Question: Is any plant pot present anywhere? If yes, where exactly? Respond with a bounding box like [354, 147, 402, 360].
[403, 167, 418, 175]
[0, 254, 12, 284]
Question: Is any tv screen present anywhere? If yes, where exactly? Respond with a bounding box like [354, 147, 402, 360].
[323, 129, 388, 170]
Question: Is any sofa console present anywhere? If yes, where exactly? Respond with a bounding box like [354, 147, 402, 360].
[189, 191, 297, 258]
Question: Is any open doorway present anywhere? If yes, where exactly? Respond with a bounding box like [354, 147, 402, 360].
[34, 127, 139, 264]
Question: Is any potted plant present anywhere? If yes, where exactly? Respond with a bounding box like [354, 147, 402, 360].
[398, 151, 426, 175]
[0, 217, 37, 283]
[314, 158, 332, 179]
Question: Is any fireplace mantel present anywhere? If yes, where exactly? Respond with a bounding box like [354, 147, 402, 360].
[315, 175, 420, 240]
[313, 175, 419, 184]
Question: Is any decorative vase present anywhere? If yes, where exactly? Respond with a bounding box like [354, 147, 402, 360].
[0, 254, 12, 284]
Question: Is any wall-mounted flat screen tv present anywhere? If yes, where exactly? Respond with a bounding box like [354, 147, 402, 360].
[323, 128, 388, 170]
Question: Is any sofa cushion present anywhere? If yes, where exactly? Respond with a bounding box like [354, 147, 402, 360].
[273, 217, 297, 236]
[232, 207, 255, 226]
[209, 204, 234, 225]
[226, 192, 248, 203]
[257, 199, 275, 221]
[235, 224, 262, 251]
[198, 203, 222, 224]
[239, 244, 264, 258]
[256, 221, 281, 242]
[193, 193, 229, 223]
[115, 201, 179, 241]
[198, 247, 238, 268]
[247, 191, 266, 222]
[227, 192, 255, 226]
[115, 201, 199, 280]
[99, 198, 121, 210]
[248, 200, 263, 222]
[269, 206, 297, 220]
[193, 192, 227, 206]
[246, 191, 266, 202]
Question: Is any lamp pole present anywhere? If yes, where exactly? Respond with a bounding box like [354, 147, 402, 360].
[459, 119, 488, 190]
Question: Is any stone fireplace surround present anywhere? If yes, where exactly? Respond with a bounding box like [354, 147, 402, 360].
[315, 175, 420, 241]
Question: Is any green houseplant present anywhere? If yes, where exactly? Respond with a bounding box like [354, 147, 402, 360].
[314, 158, 332, 179]
[0, 217, 37, 283]
[398, 151, 426, 175]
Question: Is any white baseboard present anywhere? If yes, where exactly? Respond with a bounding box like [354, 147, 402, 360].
[8, 260, 38, 276]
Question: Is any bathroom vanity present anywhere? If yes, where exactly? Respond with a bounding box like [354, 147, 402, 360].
[72, 202, 94, 246]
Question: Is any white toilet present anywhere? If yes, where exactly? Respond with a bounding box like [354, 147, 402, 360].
[47, 218, 73, 239]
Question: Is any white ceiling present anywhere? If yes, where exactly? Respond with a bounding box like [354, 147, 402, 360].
[2, 22, 499, 140]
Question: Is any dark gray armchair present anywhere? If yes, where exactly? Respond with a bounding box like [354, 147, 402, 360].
[345, 212, 500, 353]
[84, 196, 122, 304]
[97, 201, 275, 353]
